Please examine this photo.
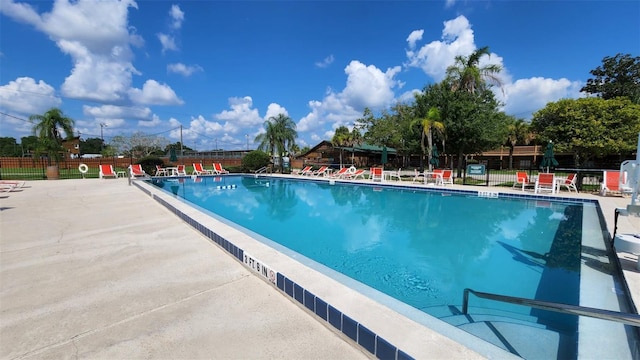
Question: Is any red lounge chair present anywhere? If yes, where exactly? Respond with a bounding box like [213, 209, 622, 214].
[213, 163, 229, 174]
[441, 170, 453, 185]
[370, 167, 383, 182]
[601, 170, 626, 196]
[558, 173, 578, 192]
[294, 166, 313, 175]
[330, 167, 349, 179]
[312, 166, 330, 177]
[514, 171, 533, 191]
[535, 173, 555, 194]
[129, 164, 147, 178]
[175, 165, 187, 176]
[343, 169, 367, 180]
[99, 164, 117, 179]
[155, 165, 167, 176]
[193, 163, 213, 175]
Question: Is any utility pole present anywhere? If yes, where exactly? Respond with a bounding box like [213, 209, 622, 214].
[100, 123, 107, 150]
[245, 134, 249, 150]
[180, 125, 183, 157]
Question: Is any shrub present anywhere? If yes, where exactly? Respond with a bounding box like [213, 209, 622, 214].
[242, 150, 271, 172]
[136, 156, 164, 175]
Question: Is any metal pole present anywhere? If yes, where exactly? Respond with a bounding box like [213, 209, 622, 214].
[632, 133, 640, 206]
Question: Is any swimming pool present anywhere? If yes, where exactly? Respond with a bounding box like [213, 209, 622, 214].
[145, 175, 638, 359]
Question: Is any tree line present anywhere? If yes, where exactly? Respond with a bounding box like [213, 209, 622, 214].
[5, 52, 640, 172]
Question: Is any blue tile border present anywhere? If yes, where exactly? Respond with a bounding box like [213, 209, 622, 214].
[135, 180, 427, 360]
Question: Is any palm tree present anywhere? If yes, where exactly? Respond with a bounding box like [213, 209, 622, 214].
[445, 46, 503, 94]
[332, 126, 351, 168]
[254, 113, 297, 171]
[505, 118, 531, 170]
[30, 107, 75, 164]
[411, 107, 445, 171]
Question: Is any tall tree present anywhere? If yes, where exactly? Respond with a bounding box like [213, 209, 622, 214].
[0, 137, 20, 157]
[411, 107, 445, 171]
[505, 117, 531, 169]
[418, 82, 508, 176]
[445, 46, 503, 94]
[531, 97, 640, 166]
[29, 107, 75, 163]
[581, 53, 640, 103]
[80, 137, 104, 155]
[254, 113, 297, 171]
[20, 135, 39, 157]
[332, 125, 351, 167]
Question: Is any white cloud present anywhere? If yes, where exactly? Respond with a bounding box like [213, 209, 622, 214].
[1, 0, 142, 103]
[138, 114, 163, 128]
[404, 15, 583, 121]
[83, 104, 153, 120]
[406, 30, 423, 50]
[167, 63, 203, 76]
[315, 54, 335, 68]
[0, 0, 192, 111]
[128, 80, 184, 106]
[341, 60, 401, 109]
[157, 33, 178, 53]
[214, 96, 263, 129]
[405, 15, 477, 81]
[297, 60, 401, 138]
[169, 5, 184, 29]
[499, 77, 583, 119]
[264, 103, 289, 120]
[0, 77, 61, 115]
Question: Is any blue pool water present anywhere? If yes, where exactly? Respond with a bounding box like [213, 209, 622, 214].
[152, 176, 585, 329]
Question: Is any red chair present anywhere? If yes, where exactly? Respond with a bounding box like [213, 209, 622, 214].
[213, 163, 230, 174]
[370, 167, 383, 182]
[330, 167, 349, 179]
[99, 164, 117, 179]
[601, 171, 626, 196]
[535, 173, 555, 194]
[193, 163, 213, 175]
[129, 164, 147, 178]
[514, 171, 533, 191]
[558, 173, 578, 192]
[441, 170, 453, 185]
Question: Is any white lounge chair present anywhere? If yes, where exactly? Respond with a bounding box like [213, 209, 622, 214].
[99, 164, 117, 179]
[558, 173, 578, 192]
[129, 164, 147, 178]
[294, 166, 313, 175]
[193, 163, 213, 175]
[213, 163, 230, 174]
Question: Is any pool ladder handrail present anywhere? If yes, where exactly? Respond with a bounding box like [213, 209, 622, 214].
[462, 288, 640, 327]
[254, 166, 272, 176]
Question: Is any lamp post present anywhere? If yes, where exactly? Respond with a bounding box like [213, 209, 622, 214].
[100, 123, 107, 150]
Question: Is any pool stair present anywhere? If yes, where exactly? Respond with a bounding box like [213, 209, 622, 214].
[437, 310, 576, 359]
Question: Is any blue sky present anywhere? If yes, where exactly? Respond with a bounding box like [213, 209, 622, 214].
[1, 0, 639, 151]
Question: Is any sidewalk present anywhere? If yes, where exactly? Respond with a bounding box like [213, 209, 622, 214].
[0, 179, 367, 359]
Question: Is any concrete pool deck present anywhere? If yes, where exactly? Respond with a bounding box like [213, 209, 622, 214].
[1, 177, 638, 359]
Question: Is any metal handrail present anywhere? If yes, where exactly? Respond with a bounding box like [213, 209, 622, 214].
[254, 166, 272, 176]
[462, 288, 640, 327]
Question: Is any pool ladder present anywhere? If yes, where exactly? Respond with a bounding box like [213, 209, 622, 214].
[254, 166, 272, 177]
[462, 288, 640, 327]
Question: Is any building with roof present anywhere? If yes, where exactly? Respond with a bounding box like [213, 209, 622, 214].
[296, 140, 397, 168]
